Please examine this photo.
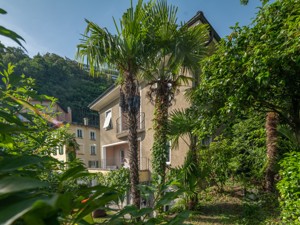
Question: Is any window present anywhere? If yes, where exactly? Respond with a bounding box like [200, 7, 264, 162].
[90, 131, 95, 140]
[53, 148, 57, 155]
[58, 145, 64, 155]
[90, 145, 96, 155]
[166, 141, 171, 165]
[77, 129, 83, 138]
[103, 110, 112, 130]
[88, 160, 99, 168]
[120, 149, 125, 164]
[201, 136, 212, 146]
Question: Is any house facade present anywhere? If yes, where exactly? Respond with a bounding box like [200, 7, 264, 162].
[69, 120, 101, 172]
[88, 12, 220, 181]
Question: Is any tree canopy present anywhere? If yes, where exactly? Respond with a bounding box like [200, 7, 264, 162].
[194, 0, 300, 137]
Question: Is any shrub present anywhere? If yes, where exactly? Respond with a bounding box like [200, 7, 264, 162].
[277, 151, 300, 224]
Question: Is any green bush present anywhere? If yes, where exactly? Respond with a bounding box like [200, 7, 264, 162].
[277, 151, 300, 224]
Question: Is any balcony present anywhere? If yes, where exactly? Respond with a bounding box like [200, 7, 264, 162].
[99, 157, 150, 182]
[116, 112, 145, 138]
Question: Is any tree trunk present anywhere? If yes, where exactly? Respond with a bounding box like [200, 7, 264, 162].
[187, 135, 199, 210]
[152, 83, 169, 186]
[124, 72, 140, 208]
[265, 111, 279, 192]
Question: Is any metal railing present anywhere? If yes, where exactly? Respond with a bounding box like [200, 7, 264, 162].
[99, 157, 149, 171]
[116, 112, 145, 134]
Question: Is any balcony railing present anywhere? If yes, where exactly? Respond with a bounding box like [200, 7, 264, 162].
[99, 157, 149, 171]
[116, 112, 145, 134]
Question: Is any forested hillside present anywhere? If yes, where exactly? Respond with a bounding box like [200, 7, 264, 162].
[0, 47, 114, 124]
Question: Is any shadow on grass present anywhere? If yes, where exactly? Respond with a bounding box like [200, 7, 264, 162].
[188, 203, 241, 224]
[189, 200, 280, 225]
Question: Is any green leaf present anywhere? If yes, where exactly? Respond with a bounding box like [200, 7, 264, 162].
[0, 155, 52, 173]
[0, 8, 7, 14]
[155, 189, 183, 208]
[59, 164, 88, 181]
[0, 122, 33, 134]
[0, 176, 47, 195]
[0, 195, 58, 225]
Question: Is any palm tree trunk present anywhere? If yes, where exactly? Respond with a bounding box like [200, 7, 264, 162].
[187, 135, 199, 210]
[265, 111, 278, 192]
[124, 72, 140, 208]
[152, 83, 169, 185]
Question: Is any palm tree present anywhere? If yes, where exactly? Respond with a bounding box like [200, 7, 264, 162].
[168, 108, 200, 209]
[77, 0, 152, 208]
[265, 112, 279, 192]
[140, 1, 209, 185]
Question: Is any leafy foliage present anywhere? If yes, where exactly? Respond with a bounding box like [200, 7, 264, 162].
[194, 0, 300, 136]
[277, 151, 300, 224]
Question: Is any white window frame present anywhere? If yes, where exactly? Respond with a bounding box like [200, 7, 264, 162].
[103, 109, 112, 130]
[77, 129, 83, 138]
[90, 131, 96, 140]
[90, 145, 96, 155]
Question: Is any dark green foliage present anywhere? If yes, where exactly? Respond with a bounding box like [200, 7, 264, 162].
[0, 47, 113, 123]
[0, 64, 116, 224]
[194, 112, 267, 191]
[194, 0, 300, 137]
[277, 152, 300, 224]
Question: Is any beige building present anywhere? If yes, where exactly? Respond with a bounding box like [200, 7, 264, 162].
[69, 120, 101, 171]
[88, 12, 220, 181]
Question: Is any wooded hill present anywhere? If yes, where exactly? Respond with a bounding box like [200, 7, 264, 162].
[0, 47, 114, 124]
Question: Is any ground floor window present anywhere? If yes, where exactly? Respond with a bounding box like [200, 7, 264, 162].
[88, 160, 99, 168]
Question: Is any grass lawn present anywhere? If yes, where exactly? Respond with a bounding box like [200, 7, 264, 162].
[186, 185, 280, 225]
[93, 184, 281, 224]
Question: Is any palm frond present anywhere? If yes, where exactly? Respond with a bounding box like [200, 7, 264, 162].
[168, 109, 194, 148]
[278, 124, 300, 148]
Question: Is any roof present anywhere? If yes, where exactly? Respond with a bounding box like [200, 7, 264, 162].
[88, 84, 116, 109]
[186, 11, 221, 42]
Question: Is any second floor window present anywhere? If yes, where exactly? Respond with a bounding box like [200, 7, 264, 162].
[91, 145, 96, 155]
[103, 110, 112, 130]
[77, 129, 83, 138]
[90, 131, 95, 140]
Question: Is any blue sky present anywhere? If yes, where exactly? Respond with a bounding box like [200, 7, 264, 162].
[0, 0, 263, 59]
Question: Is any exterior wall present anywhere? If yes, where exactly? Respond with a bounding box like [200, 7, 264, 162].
[91, 82, 191, 173]
[69, 123, 100, 170]
[139, 80, 191, 171]
[99, 98, 122, 147]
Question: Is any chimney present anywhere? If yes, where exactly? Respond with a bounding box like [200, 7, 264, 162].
[67, 107, 72, 123]
[83, 117, 89, 126]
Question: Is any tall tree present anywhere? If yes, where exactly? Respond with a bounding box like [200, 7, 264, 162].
[77, 0, 153, 208]
[194, 0, 300, 192]
[140, 0, 209, 186]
